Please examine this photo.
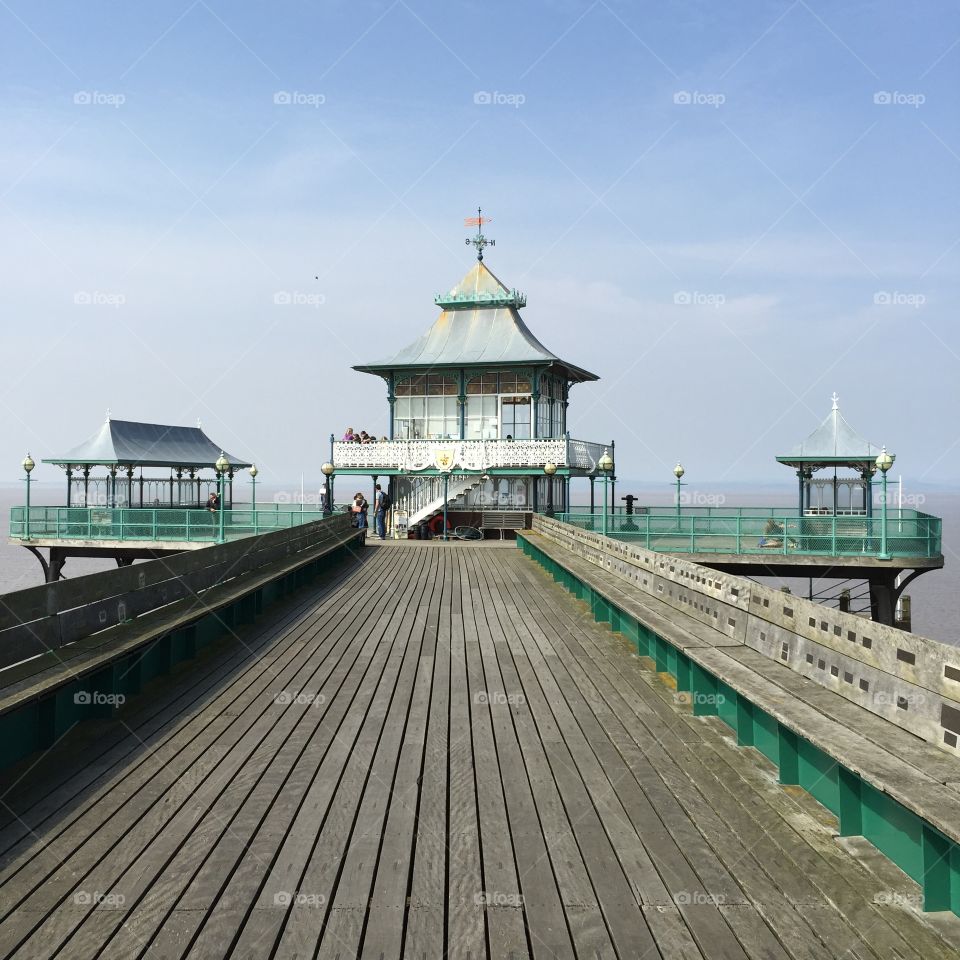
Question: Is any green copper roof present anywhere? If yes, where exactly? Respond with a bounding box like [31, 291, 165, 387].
[354, 261, 599, 383]
[776, 395, 882, 470]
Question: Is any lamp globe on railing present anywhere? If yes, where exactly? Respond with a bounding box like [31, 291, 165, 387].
[597, 449, 613, 536]
[248, 464, 258, 512]
[22, 453, 35, 541]
[875, 446, 896, 560]
[321, 461, 335, 515]
[543, 462, 558, 518]
[214, 452, 229, 543]
[673, 461, 685, 521]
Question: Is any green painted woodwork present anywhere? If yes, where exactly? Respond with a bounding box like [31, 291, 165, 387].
[838, 767, 863, 837]
[518, 530, 960, 916]
[798, 738, 840, 816]
[736, 697, 755, 747]
[753, 707, 781, 767]
[717, 680, 739, 732]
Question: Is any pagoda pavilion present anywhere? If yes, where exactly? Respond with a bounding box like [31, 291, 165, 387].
[776, 394, 883, 517]
[330, 219, 612, 534]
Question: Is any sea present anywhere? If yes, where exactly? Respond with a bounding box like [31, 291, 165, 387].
[1, 481, 957, 647]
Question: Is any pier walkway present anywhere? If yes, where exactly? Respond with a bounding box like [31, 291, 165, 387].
[1, 543, 957, 959]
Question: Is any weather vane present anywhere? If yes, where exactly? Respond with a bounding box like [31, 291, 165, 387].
[464, 207, 494, 261]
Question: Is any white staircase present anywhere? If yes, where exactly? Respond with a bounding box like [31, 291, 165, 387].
[399, 475, 484, 527]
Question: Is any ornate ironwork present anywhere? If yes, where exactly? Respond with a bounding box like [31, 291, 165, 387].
[333, 438, 572, 471]
[465, 207, 494, 261]
[434, 289, 527, 309]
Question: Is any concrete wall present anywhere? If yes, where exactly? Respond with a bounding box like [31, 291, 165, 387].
[533, 515, 960, 754]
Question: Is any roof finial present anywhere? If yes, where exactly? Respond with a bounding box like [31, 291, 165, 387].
[197, 417, 202, 429]
[464, 207, 495, 262]
[831, 391, 839, 411]
[106, 407, 111, 422]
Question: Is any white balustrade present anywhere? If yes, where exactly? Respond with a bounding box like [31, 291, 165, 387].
[333, 438, 586, 471]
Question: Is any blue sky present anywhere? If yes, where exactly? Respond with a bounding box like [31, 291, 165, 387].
[1, 1, 958, 491]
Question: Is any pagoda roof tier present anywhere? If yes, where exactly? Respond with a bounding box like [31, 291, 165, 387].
[776, 395, 882, 471]
[43, 418, 252, 470]
[354, 261, 598, 383]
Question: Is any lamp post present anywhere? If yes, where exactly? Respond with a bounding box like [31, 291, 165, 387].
[673, 462, 685, 522]
[22, 454, 35, 540]
[249, 464, 258, 511]
[598, 449, 613, 537]
[875, 447, 895, 560]
[321, 461, 334, 516]
[543, 462, 557, 518]
[215, 452, 229, 543]
[440, 466, 451, 541]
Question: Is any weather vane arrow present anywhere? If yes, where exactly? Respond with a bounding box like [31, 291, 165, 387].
[465, 207, 494, 261]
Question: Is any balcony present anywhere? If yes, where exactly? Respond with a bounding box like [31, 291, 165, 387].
[332, 437, 609, 473]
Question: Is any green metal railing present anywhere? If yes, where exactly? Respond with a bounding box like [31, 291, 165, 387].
[8, 505, 339, 544]
[553, 508, 942, 559]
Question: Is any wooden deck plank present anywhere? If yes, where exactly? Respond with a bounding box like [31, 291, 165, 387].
[463, 551, 577, 960]
[128, 548, 433, 960]
[5, 551, 406, 959]
[440, 554, 486, 960]
[510, 552, 948, 960]
[396, 544, 453, 960]
[1, 543, 958, 960]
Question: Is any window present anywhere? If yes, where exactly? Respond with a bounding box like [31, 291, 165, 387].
[465, 394, 498, 439]
[501, 395, 531, 439]
[393, 374, 458, 438]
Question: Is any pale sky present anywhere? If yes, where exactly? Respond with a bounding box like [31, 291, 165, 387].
[1, 1, 958, 491]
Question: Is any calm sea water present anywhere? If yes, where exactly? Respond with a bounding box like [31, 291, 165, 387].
[1, 482, 957, 645]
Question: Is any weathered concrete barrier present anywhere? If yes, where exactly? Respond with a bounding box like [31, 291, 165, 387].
[521, 516, 960, 915]
[0, 514, 363, 772]
[531, 515, 960, 755]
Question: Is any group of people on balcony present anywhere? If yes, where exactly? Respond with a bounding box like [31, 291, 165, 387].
[342, 428, 387, 444]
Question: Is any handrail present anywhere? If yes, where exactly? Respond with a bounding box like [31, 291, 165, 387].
[8, 505, 332, 544]
[551, 510, 942, 559]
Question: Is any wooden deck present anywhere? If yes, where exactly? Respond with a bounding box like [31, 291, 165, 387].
[0, 542, 957, 959]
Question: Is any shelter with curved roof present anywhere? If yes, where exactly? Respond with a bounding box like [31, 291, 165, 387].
[43, 416, 251, 509]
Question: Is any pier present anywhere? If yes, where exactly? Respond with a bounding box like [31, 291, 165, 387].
[3, 526, 960, 958]
[2, 239, 957, 959]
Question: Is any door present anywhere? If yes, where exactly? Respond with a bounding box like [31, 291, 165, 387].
[499, 395, 531, 439]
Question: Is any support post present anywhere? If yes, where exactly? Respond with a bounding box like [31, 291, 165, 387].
[778, 724, 800, 785]
[838, 767, 863, 837]
[922, 824, 953, 912]
[736, 697, 755, 747]
[442, 471, 449, 540]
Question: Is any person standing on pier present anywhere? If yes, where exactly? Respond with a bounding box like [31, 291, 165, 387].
[352, 492, 368, 529]
[374, 483, 389, 540]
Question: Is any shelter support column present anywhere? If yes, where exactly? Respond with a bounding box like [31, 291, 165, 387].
[868, 570, 898, 626]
